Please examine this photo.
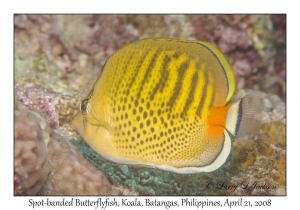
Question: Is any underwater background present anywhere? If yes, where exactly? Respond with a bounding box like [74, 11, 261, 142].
[14, 14, 286, 196]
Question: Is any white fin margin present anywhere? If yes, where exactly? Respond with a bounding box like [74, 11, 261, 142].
[106, 130, 231, 174]
[226, 101, 240, 136]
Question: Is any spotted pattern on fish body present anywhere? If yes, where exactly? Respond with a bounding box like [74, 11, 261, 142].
[71, 38, 261, 174]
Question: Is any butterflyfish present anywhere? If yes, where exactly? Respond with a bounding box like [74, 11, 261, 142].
[71, 38, 261, 174]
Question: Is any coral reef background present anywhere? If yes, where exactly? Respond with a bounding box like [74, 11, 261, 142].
[14, 14, 286, 195]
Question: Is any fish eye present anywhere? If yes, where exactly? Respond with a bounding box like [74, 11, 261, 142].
[80, 99, 89, 115]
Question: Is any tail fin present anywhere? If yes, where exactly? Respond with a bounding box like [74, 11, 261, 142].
[225, 92, 262, 142]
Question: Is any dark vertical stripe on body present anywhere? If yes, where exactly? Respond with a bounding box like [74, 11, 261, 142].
[168, 60, 189, 110]
[196, 69, 209, 117]
[181, 70, 199, 116]
[207, 71, 215, 109]
[158, 63, 170, 93]
[149, 55, 170, 100]
[196, 42, 229, 100]
[127, 50, 151, 95]
[115, 53, 135, 92]
[122, 53, 135, 76]
[137, 49, 161, 99]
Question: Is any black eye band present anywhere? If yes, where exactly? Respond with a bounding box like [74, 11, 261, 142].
[80, 99, 89, 115]
[80, 88, 94, 115]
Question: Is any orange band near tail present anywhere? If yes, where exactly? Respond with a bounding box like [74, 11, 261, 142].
[207, 106, 230, 128]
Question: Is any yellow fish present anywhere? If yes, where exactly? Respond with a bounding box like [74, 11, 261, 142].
[71, 38, 261, 174]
